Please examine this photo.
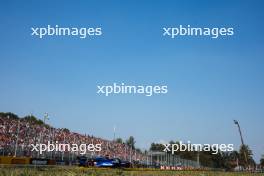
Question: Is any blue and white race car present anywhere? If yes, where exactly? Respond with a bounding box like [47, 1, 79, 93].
[78, 156, 131, 168]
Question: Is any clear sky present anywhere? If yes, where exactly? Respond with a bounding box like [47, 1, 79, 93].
[0, 0, 263, 161]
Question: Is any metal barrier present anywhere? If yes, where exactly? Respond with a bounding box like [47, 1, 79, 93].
[144, 151, 200, 168]
[0, 147, 201, 168]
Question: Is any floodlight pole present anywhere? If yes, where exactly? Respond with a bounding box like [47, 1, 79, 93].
[197, 151, 200, 168]
[38, 113, 49, 158]
[113, 125, 116, 158]
[14, 120, 21, 157]
[234, 120, 248, 167]
[44, 113, 49, 124]
[234, 120, 244, 146]
[113, 125, 116, 142]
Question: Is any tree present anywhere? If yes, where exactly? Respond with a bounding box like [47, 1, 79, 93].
[0, 112, 19, 119]
[150, 143, 164, 151]
[239, 144, 254, 168]
[126, 136, 136, 150]
[260, 155, 264, 168]
[135, 148, 142, 153]
[62, 128, 70, 133]
[23, 115, 44, 125]
[115, 138, 123, 144]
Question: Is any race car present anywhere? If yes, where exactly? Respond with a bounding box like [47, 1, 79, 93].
[78, 156, 131, 168]
[94, 157, 129, 168]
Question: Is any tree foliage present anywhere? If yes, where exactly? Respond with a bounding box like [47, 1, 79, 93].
[126, 136, 136, 150]
[115, 138, 123, 144]
[23, 115, 44, 125]
[260, 155, 264, 168]
[0, 112, 19, 119]
[148, 140, 256, 170]
[238, 144, 255, 168]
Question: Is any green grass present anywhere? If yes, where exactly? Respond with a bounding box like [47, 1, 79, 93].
[0, 167, 263, 176]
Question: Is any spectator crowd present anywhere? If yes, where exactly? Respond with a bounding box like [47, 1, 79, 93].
[0, 113, 146, 162]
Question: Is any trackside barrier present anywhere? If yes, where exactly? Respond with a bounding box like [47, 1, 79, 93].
[160, 165, 183, 170]
[0, 156, 30, 164]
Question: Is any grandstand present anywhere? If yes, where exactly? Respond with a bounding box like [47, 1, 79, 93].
[0, 113, 200, 168]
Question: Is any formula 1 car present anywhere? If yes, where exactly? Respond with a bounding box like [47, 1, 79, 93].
[78, 156, 131, 168]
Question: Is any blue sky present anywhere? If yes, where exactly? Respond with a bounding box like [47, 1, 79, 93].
[0, 0, 264, 161]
